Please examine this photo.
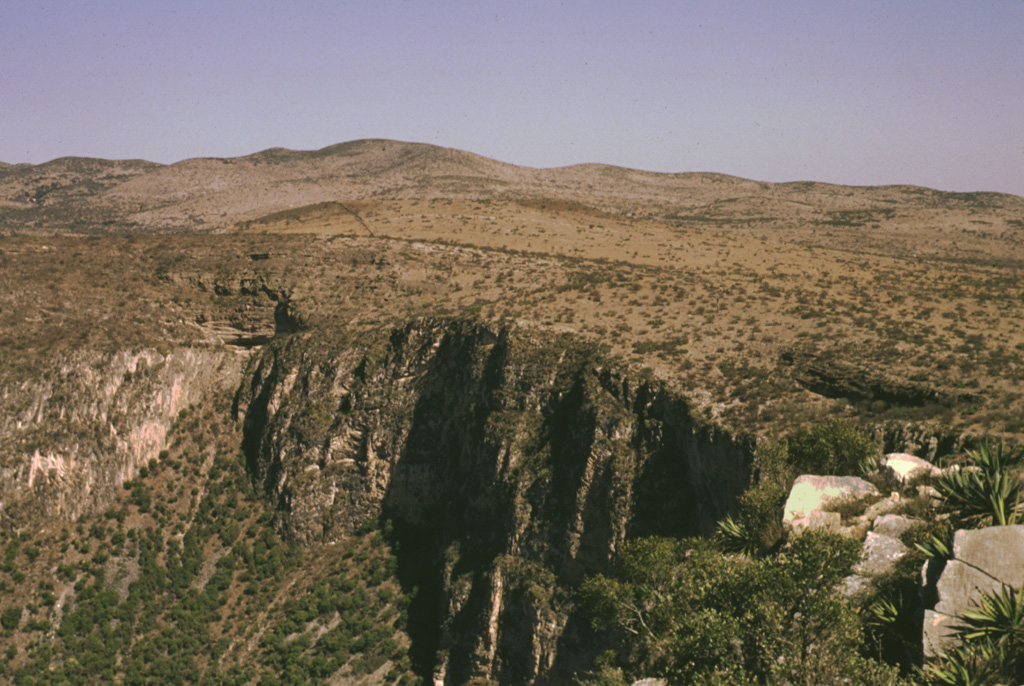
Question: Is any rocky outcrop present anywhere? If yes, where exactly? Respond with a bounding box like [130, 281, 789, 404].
[234, 317, 752, 685]
[872, 514, 916, 539]
[782, 475, 879, 535]
[922, 525, 1024, 658]
[0, 347, 243, 528]
[882, 452, 941, 487]
[841, 531, 909, 598]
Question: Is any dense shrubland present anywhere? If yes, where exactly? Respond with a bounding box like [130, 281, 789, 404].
[0, 396, 418, 686]
[1, 386, 1022, 685]
[579, 423, 1024, 686]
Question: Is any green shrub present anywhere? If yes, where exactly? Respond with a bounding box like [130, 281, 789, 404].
[717, 439, 792, 556]
[1, 606, 21, 631]
[788, 419, 877, 476]
[579, 533, 895, 685]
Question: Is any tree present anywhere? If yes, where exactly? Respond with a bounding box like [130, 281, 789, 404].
[1, 606, 21, 631]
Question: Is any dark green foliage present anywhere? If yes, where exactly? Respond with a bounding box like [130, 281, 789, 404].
[787, 419, 877, 477]
[716, 439, 792, 556]
[1, 606, 21, 631]
[1, 391, 417, 686]
[926, 582, 1024, 685]
[579, 533, 897, 685]
[934, 443, 1024, 527]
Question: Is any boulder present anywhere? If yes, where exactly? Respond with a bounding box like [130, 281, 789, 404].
[790, 511, 841, 536]
[840, 532, 909, 599]
[783, 475, 879, 533]
[872, 514, 916, 539]
[922, 525, 1024, 658]
[856, 532, 910, 576]
[883, 452, 941, 487]
[860, 493, 901, 522]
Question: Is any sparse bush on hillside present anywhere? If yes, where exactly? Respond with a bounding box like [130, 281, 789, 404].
[1, 606, 21, 631]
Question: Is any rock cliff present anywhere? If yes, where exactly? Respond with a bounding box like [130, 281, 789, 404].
[234, 317, 753, 684]
[0, 348, 243, 528]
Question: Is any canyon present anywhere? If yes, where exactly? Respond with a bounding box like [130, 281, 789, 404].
[1, 140, 1022, 684]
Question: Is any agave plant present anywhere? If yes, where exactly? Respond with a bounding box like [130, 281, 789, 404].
[915, 526, 954, 561]
[924, 639, 1004, 686]
[934, 443, 1024, 527]
[956, 583, 1024, 646]
[716, 514, 758, 556]
[865, 598, 902, 631]
[925, 584, 1024, 686]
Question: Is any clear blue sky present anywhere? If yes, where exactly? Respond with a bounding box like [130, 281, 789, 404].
[2, 0, 1022, 195]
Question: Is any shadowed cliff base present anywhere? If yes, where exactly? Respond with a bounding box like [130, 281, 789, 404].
[234, 317, 752, 683]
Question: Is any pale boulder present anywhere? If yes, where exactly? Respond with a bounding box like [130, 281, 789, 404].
[883, 452, 941, 487]
[783, 475, 879, 533]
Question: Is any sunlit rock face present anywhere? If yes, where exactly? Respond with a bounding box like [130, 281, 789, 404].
[782, 474, 878, 534]
[922, 525, 1024, 658]
[0, 348, 242, 527]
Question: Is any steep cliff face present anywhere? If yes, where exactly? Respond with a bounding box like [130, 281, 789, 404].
[0, 348, 243, 528]
[235, 318, 752, 684]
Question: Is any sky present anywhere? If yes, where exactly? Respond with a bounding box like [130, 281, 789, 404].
[2, 0, 1023, 195]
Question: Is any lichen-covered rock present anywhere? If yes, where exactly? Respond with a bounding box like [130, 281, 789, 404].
[922, 525, 1024, 658]
[857, 532, 910, 576]
[872, 514, 916, 539]
[882, 452, 941, 487]
[790, 510, 842, 536]
[782, 475, 879, 533]
[840, 532, 909, 598]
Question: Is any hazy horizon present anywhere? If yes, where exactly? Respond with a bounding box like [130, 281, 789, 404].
[2, 0, 1022, 195]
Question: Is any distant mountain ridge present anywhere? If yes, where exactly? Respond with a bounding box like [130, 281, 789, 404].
[1, 138, 1022, 236]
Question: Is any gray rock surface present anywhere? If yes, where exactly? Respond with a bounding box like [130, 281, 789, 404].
[872, 514, 916, 539]
[922, 525, 1024, 658]
[857, 532, 910, 576]
[841, 532, 909, 599]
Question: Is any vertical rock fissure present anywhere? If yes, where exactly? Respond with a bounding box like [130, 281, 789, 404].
[235, 318, 753, 685]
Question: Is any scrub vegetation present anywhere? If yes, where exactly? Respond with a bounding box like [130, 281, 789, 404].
[2, 140, 1024, 684]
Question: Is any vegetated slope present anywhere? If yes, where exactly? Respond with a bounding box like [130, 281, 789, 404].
[0, 388, 422, 685]
[2, 140, 1023, 684]
[3, 138, 1022, 267]
[0, 317, 750, 685]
